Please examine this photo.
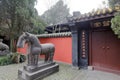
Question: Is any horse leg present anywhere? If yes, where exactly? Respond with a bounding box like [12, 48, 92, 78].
[28, 54, 33, 66]
[37, 55, 39, 65]
[45, 53, 49, 62]
[27, 54, 30, 66]
[32, 54, 38, 66]
[35, 55, 39, 65]
[32, 55, 36, 66]
[49, 52, 54, 62]
[29, 54, 34, 66]
[31, 54, 33, 65]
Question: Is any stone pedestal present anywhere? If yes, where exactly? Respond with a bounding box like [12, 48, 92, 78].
[18, 62, 59, 80]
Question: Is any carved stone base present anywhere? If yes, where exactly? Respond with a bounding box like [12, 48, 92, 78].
[18, 62, 59, 80]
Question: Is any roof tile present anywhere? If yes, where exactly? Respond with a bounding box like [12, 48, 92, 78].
[36, 32, 71, 38]
[70, 7, 120, 22]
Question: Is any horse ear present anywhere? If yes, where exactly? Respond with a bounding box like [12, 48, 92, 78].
[25, 32, 30, 36]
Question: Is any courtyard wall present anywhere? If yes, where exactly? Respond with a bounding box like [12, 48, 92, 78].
[17, 32, 72, 64]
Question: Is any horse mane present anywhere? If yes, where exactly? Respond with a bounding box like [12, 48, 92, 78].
[27, 33, 41, 47]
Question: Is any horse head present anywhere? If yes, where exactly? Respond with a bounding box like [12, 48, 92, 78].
[17, 32, 31, 48]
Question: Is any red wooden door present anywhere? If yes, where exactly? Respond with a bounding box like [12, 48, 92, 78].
[92, 31, 107, 68]
[91, 30, 120, 73]
[105, 31, 120, 71]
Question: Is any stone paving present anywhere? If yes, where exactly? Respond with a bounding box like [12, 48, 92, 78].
[0, 62, 120, 80]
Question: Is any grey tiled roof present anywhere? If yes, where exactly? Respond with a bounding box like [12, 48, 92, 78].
[36, 32, 71, 38]
[70, 7, 120, 22]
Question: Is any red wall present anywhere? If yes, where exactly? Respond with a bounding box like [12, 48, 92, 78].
[17, 37, 72, 64]
[39, 37, 72, 64]
[17, 44, 27, 54]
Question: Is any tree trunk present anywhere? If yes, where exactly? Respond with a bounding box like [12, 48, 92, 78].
[10, 38, 16, 52]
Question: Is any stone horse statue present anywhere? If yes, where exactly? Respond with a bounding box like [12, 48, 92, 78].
[17, 32, 55, 66]
[0, 39, 9, 56]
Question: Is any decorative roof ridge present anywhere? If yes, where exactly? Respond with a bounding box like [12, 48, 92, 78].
[36, 32, 71, 38]
[70, 7, 120, 22]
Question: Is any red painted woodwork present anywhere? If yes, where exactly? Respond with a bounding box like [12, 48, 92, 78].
[39, 37, 72, 64]
[91, 30, 120, 74]
[89, 31, 92, 65]
[17, 37, 72, 64]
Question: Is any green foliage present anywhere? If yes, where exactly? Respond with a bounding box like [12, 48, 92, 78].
[108, 0, 120, 8]
[19, 54, 26, 63]
[0, 52, 26, 66]
[29, 16, 47, 34]
[10, 52, 19, 63]
[0, 0, 36, 37]
[111, 12, 120, 38]
[11, 52, 26, 63]
[0, 55, 12, 66]
[0, 0, 46, 52]
[41, 0, 70, 25]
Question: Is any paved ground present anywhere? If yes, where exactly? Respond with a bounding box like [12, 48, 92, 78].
[0, 62, 120, 80]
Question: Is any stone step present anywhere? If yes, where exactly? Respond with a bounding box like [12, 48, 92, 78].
[24, 62, 56, 73]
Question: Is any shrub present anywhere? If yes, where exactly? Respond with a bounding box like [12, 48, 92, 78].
[0, 52, 26, 66]
[11, 52, 26, 63]
[19, 54, 26, 63]
[0, 55, 12, 66]
[111, 12, 120, 38]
